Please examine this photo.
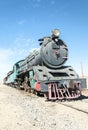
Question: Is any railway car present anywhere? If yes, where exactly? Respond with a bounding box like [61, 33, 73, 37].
[4, 60, 24, 87]
[3, 71, 13, 85]
[4, 29, 87, 100]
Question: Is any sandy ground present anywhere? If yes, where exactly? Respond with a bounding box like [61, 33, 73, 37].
[0, 84, 40, 130]
[0, 83, 88, 130]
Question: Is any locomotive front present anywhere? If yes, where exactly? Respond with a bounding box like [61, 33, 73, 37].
[40, 29, 68, 68]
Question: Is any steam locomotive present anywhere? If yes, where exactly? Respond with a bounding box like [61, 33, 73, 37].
[4, 29, 86, 100]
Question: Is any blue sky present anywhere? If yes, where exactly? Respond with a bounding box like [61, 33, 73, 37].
[0, 0, 88, 81]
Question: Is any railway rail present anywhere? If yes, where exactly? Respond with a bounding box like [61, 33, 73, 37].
[25, 88, 88, 115]
[58, 101, 88, 115]
[8, 83, 88, 115]
[55, 94, 88, 115]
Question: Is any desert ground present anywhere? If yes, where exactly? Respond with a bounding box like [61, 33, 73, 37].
[0, 83, 88, 130]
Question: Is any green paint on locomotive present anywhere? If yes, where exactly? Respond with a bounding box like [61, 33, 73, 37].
[29, 70, 36, 89]
[9, 60, 24, 83]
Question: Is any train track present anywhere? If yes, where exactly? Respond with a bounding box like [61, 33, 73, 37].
[58, 101, 88, 115]
[56, 95, 88, 115]
[12, 85, 88, 115]
[26, 89, 88, 115]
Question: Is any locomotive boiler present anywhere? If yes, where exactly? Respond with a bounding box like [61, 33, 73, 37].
[4, 29, 86, 100]
[19, 29, 68, 70]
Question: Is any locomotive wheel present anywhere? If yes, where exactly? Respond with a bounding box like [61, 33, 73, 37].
[22, 82, 30, 92]
[44, 92, 49, 99]
[33, 90, 39, 96]
[16, 85, 22, 90]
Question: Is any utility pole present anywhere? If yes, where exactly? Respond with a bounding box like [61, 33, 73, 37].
[81, 62, 84, 77]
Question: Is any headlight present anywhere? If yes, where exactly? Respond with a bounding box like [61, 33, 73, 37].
[51, 29, 60, 38]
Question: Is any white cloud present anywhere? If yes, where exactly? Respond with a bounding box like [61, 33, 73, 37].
[0, 37, 38, 82]
[18, 19, 27, 25]
[51, 0, 55, 5]
[13, 37, 38, 57]
[0, 48, 14, 81]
